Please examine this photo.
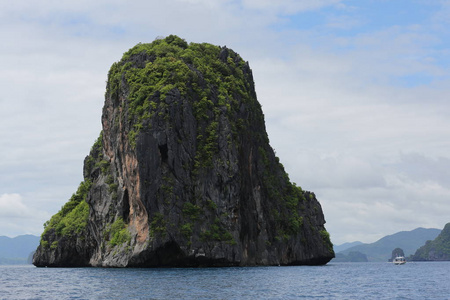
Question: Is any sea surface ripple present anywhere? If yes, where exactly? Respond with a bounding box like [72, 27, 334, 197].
[1, 262, 449, 299]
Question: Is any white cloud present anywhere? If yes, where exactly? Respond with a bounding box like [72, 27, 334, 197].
[0, 194, 29, 218]
[241, 0, 342, 14]
[326, 154, 450, 244]
[0, 194, 50, 237]
[1, 0, 450, 245]
[319, 175, 450, 244]
[253, 46, 450, 244]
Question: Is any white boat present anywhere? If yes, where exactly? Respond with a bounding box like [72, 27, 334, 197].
[393, 256, 406, 265]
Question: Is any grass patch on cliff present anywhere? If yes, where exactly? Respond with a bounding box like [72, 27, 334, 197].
[50, 241, 58, 249]
[181, 222, 193, 238]
[149, 213, 167, 238]
[182, 202, 202, 221]
[84, 132, 104, 174]
[108, 217, 131, 246]
[200, 218, 236, 245]
[320, 229, 333, 253]
[41, 180, 92, 238]
[180, 202, 202, 240]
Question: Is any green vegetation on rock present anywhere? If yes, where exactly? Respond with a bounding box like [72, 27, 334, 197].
[42, 180, 92, 239]
[108, 217, 131, 246]
[84, 132, 105, 174]
[182, 202, 202, 221]
[200, 218, 236, 245]
[106, 35, 259, 160]
[320, 229, 333, 252]
[411, 223, 450, 261]
[149, 213, 167, 238]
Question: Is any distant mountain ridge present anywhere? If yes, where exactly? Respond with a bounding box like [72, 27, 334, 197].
[333, 251, 368, 262]
[333, 241, 364, 253]
[337, 228, 441, 262]
[0, 235, 40, 264]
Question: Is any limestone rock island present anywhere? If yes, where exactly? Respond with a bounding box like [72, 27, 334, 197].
[33, 36, 334, 267]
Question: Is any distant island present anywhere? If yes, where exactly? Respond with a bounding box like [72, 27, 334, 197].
[410, 223, 450, 261]
[388, 247, 405, 262]
[333, 241, 363, 253]
[333, 251, 368, 262]
[333, 227, 441, 262]
[0, 235, 39, 265]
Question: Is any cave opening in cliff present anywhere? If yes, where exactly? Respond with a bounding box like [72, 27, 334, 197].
[123, 189, 130, 223]
[159, 143, 168, 162]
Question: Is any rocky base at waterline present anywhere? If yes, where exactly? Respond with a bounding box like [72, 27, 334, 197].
[33, 36, 334, 268]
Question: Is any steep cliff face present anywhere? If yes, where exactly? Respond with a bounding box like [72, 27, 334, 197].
[33, 35, 334, 267]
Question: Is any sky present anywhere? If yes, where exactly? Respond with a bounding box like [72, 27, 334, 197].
[1, 0, 450, 245]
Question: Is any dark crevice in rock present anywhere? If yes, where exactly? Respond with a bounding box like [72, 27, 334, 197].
[123, 189, 130, 223]
[159, 144, 168, 163]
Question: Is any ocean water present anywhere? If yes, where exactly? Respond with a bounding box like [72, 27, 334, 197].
[1, 262, 449, 299]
